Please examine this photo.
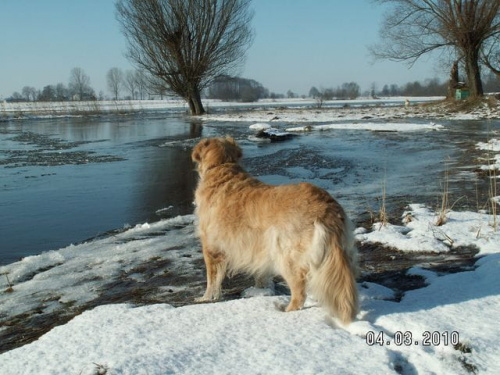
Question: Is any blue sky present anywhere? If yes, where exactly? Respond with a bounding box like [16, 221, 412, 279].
[0, 0, 444, 99]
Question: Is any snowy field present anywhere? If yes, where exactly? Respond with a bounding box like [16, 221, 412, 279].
[0, 204, 499, 374]
[1, 96, 443, 119]
[1, 98, 500, 374]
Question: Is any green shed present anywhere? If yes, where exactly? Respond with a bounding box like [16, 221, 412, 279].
[455, 88, 470, 100]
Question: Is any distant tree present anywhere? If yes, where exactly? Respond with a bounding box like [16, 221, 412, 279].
[336, 82, 360, 99]
[39, 85, 56, 101]
[269, 92, 284, 99]
[207, 75, 268, 102]
[381, 85, 390, 97]
[123, 70, 138, 99]
[116, 0, 254, 115]
[22, 86, 37, 101]
[370, 82, 378, 98]
[135, 70, 149, 100]
[107, 67, 124, 100]
[393, 78, 447, 96]
[317, 87, 335, 101]
[9, 92, 24, 102]
[390, 84, 400, 96]
[55, 83, 68, 101]
[371, 0, 500, 98]
[309, 86, 320, 98]
[69, 67, 94, 100]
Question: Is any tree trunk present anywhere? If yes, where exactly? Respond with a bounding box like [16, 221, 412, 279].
[464, 50, 484, 97]
[186, 86, 205, 115]
[447, 60, 459, 99]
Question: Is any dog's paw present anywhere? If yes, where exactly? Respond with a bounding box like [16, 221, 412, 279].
[194, 296, 210, 303]
[194, 294, 221, 303]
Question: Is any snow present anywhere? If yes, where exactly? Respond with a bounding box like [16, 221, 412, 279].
[0, 203, 499, 373]
[357, 203, 500, 255]
[1, 252, 499, 374]
[286, 122, 444, 132]
[3, 97, 499, 123]
[476, 138, 500, 171]
[248, 122, 272, 130]
[476, 138, 500, 152]
[201, 96, 500, 123]
[0, 215, 199, 319]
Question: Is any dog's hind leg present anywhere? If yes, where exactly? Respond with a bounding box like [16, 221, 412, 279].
[281, 264, 308, 312]
[196, 246, 227, 302]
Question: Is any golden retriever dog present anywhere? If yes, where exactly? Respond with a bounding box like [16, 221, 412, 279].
[191, 137, 359, 324]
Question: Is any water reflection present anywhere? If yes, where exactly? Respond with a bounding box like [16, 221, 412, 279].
[0, 115, 202, 264]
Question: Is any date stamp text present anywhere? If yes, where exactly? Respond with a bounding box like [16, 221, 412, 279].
[366, 330, 460, 347]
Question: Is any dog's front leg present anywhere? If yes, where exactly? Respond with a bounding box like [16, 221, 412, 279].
[196, 246, 227, 302]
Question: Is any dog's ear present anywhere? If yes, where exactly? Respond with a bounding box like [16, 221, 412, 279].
[192, 149, 201, 163]
[192, 139, 211, 163]
[225, 137, 242, 160]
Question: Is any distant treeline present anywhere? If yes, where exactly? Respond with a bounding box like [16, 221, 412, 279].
[373, 73, 500, 97]
[6, 71, 500, 103]
[206, 75, 271, 102]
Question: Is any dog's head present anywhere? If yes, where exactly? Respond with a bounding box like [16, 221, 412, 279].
[192, 137, 242, 174]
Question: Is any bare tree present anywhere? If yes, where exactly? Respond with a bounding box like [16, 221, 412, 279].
[69, 67, 94, 100]
[21, 86, 37, 101]
[107, 67, 124, 100]
[371, 0, 500, 98]
[115, 0, 254, 115]
[55, 83, 68, 101]
[135, 70, 149, 100]
[123, 70, 138, 99]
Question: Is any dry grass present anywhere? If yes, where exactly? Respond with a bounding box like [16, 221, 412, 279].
[2, 272, 14, 293]
[378, 179, 389, 228]
[482, 128, 499, 231]
[436, 163, 450, 226]
[487, 156, 498, 231]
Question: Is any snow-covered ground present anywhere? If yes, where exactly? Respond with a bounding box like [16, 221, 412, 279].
[286, 122, 445, 132]
[356, 203, 500, 254]
[3, 96, 499, 122]
[1, 202, 499, 374]
[476, 138, 500, 171]
[0, 99, 190, 118]
[202, 96, 500, 122]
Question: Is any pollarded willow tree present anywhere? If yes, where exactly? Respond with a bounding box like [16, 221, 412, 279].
[371, 0, 500, 98]
[115, 0, 254, 115]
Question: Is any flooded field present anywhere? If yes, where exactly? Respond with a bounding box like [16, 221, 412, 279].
[1, 111, 498, 265]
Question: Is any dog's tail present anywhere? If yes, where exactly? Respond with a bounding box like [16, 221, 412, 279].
[308, 217, 359, 325]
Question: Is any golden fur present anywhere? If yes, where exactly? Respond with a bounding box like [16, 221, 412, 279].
[191, 137, 359, 324]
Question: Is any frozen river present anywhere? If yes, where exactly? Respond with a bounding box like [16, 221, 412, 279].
[1, 110, 498, 265]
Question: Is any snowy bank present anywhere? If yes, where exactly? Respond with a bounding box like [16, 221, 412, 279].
[0, 203, 499, 373]
[202, 96, 500, 123]
[1, 253, 499, 374]
[356, 204, 500, 255]
[476, 138, 500, 171]
[0, 215, 200, 320]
